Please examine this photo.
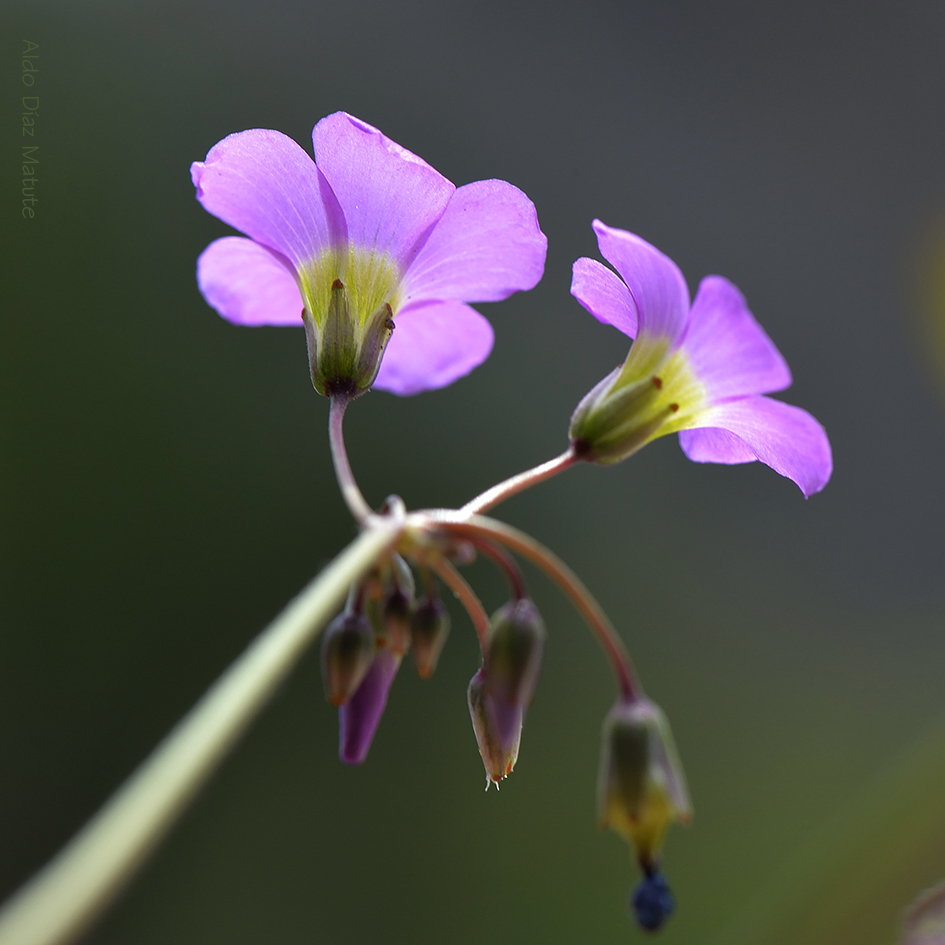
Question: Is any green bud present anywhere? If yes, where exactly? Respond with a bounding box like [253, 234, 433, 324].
[484, 598, 546, 713]
[467, 667, 522, 789]
[410, 596, 450, 678]
[320, 611, 375, 707]
[366, 555, 414, 657]
[302, 278, 395, 397]
[382, 589, 414, 658]
[597, 699, 692, 869]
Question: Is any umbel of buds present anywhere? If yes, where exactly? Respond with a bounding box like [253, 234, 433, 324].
[598, 698, 692, 931]
[320, 556, 424, 764]
[468, 598, 546, 789]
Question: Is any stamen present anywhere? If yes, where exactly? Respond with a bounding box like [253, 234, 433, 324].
[331, 278, 344, 290]
[651, 376, 663, 389]
[669, 403, 679, 413]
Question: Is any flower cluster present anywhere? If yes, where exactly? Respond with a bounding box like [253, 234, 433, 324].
[193, 112, 833, 932]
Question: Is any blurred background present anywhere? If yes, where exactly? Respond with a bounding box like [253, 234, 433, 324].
[3, 1, 945, 943]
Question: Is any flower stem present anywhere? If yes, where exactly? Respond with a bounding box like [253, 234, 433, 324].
[429, 556, 491, 650]
[434, 514, 640, 701]
[329, 395, 373, 525]
[0, 520, 402, 945]
[460, 447, 579, 516]
[463, 535, 528, 601]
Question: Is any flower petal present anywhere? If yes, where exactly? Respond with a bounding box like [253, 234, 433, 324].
[312, 113, 455, 271]
[676, 426, 758, 464]
[373, 299, 494, 396]
[191, 129, 344, 266]
[678, 396, 832, 497]
[571, 257, 638, 339]
[403, 180, 547, 304]
[592, 221, 690, 344]
[339, 649, 401, 765]
[682, 276, 792, 399]
[196, 237, 303, 326]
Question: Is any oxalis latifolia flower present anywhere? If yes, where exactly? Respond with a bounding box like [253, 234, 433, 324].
[569, 220, 832, 497]
[191, 111, 547, 397]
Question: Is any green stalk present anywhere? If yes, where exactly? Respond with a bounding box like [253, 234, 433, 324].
[0, 520, 402, 945]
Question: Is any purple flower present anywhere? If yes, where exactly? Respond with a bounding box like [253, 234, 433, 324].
[569, 221, 832, 497]
[191, 112, 547, 396]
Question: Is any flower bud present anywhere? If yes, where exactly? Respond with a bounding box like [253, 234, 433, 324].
[320, 611, 375, 707]
[302, 277, 395, 398]
[339, 648, 402, 764]
[483, 598, 546, 745]
[410, 596, 450, 678]
[467, 667, 522, 789]
[381, 555, 415, 657]
[597, 698, 692, 870]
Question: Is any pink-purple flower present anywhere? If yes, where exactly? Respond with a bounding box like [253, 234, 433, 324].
[569, 221, 832, 497]
[191, 112, 547, 396]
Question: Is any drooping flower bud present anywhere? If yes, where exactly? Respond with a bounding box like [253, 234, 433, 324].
[301, 276, 396, 398]
[483, 598, 546, 745]
[320, 611, 375, 706]
[597, 698, 692, 871]
[381, 554, 415, 657]
[338, 647, 402, 765]
[410, 596, 450, 678]
[467, 667, 522, 789]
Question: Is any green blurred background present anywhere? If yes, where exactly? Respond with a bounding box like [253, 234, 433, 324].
[3, 2, 945, 943]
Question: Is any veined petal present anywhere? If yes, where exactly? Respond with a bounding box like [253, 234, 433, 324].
[676, 426, 757, 464]
[571, 257, 638, 339]
[197, 237, 303, 326]
[682, 276, 792, 399]
[312, 113, 455, 271]
[403, 180, 547, 304]
[592, 221, 690, 345]
[191, 129, 344, 266]
[678, 396, 832, 496]
[373, 300, 494, 396]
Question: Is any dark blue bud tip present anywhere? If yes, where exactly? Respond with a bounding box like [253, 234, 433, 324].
[630, 869, 675, 932]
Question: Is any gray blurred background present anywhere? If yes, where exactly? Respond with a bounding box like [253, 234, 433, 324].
[3, 2, 945, 943]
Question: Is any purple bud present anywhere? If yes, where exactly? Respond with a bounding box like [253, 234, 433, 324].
[467, 667, 522, 789]
[339, 648, 401, 764]
[410, 596, 450, 678]
[320, 611, 375, 707]
[483, 598, 546, 744]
